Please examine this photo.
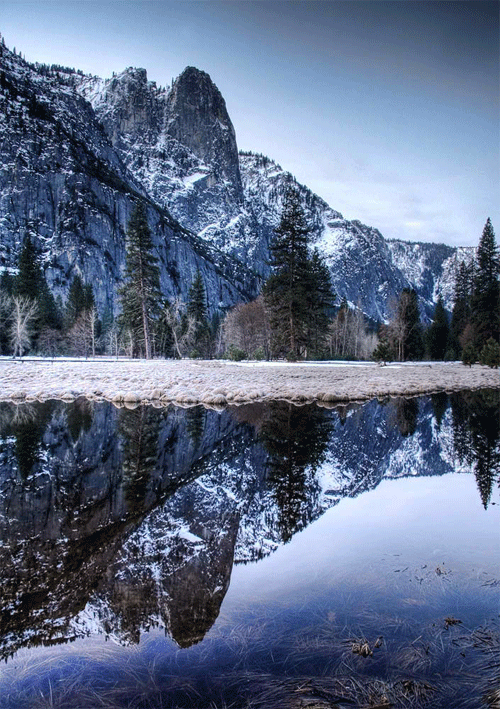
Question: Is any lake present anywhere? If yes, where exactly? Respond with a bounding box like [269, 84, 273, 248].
[0, 391, 498, 708]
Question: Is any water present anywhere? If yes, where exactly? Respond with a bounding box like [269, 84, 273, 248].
[0, 391, 498, 708]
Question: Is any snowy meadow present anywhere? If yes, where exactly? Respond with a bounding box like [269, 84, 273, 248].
[1, 358, 499, 407]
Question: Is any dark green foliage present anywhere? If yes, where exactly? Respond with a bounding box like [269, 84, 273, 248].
[187, 269, 210, 357]
[395, 288, 424, 361]
[304, 249, 335, 357]
[66, 399, 94, 442]
[393, 398, 419, 437]
[426, 296, 449, 360]
[119, 203, 161, 359]
[372, 338, 392, 364]
[448, 260, 474, 358]
[186, 406, 206, 448]
[65, 275, 94, 326]
[14, 235, 62, 341]
[155, 301, 175, 358]
[15, 236, 41, 300]
[471, 218, 499, 350]
[187, 269, 208, 323]
[461, 343, 476, 367]
[479, 337, 500, 368]
[0, 270, 14, 296]
[10, 401, 56, 481]
[263, 188, 334, 359]
[430, 392, 449, 430]
[227, 344, 247, 361]
[264, 189, 310, 359]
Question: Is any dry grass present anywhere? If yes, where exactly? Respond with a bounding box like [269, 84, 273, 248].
[0, 360, 499, 408]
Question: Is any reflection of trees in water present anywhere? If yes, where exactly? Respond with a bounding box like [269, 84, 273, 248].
[451, 390, 500, 509]
[186, 405, 206, 448]
[390, 398, 419, 437]
[259, 403, 332, 543]
[66, 398, 93, 442]
[431, 393, 449, 430]
[119, 406, 162, 513]
[0, 401, 56, 481]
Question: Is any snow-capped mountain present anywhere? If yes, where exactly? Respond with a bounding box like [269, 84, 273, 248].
[0, 40, 471, 320]
[0, 394, 482, 658]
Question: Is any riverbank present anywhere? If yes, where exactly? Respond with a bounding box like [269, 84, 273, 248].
[0, 359, 498, 407]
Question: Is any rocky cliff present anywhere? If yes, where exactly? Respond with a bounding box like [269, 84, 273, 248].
[0, 40, 470, 321]
[0, 45, 257, 317]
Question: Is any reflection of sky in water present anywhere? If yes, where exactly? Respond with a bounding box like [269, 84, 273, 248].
[226, 473, 499, 608]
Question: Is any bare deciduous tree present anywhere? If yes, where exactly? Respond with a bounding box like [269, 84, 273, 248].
[10, 296, 38, 358]
[65, 308, 98, 357]
[222, 296, 270, 358]
[162, 298, 195, 358]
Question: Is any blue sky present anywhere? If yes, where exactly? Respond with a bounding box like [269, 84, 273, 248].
[1, 0, 498, 247]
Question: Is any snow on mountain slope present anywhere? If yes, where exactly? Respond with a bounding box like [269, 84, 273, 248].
[0, 36, 467, 320]
[73, 62, 465, 320]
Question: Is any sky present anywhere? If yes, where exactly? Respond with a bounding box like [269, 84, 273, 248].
[0, 0, 498, 247]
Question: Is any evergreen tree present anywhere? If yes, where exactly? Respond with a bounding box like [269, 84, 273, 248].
[187, 269, 210, 356]
[471, 218, 499, 349]
[426, 296, 449, 360]
[263, 188, 320, 359]
[65, 275, 94, 326]
[38, 279, 61, 330]
[14, 235, 61, 346]
[0, 270, 14, 296]
[119, 203, 161, 359]
[15, 235, 42, 300]
[392, 288, 424, 361]
[448, 260, 474, 358]
[119, 406, 161, 513]
[479, 337, 500, 368]
[304, 249, 335, 357]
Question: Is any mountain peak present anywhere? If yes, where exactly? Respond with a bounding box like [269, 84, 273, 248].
[166, 66, 242, 194]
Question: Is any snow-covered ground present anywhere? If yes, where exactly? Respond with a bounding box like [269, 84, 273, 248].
[0, 359, 498, 406]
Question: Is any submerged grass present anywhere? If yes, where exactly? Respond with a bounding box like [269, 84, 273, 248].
[2, 616, 498, 709]
[1, 564, 498, 709]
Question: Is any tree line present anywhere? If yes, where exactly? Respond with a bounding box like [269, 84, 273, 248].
[373, 218, 499, 366]
[1, 196, 498, 365]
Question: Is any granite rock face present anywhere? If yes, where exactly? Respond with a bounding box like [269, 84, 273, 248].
[0, 46, 256, 316]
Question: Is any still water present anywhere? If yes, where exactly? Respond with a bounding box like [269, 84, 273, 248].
[0, 391, 498, 708]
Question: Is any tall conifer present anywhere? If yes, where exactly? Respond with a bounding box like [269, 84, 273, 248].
[426, 296, 449, 360]
[263, 188, 313, 359]
[119, 203, 161, 359]
[471, 218, 499, 348]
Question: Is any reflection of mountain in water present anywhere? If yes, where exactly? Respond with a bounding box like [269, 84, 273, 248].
[0, 392, 497, 659]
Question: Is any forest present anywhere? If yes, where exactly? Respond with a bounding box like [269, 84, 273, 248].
[0, 192, 498, 367]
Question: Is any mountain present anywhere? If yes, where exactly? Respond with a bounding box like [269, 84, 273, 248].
[0, 45, 257, 317]
[0, 40, 470, 321]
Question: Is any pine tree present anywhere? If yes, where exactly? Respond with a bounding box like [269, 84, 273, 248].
[471, 218, 499, 349]
[187, 269, 210, 356]
[449, 260, 474, 358]
[263, 188, 314, 359]
[14, 235, 61, 344]
[426, 296, 449, 360]
[65, 275, 94, 326]
[304, 249, 335, 357]
[15, 235, 41, 300]
[119, 203, 161, 359]
[391, 288, 424, 361]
